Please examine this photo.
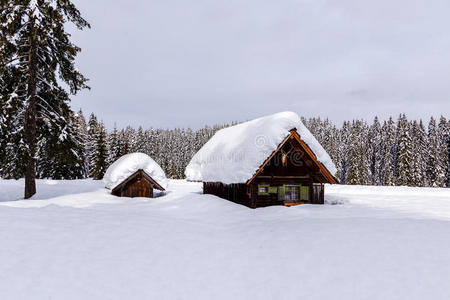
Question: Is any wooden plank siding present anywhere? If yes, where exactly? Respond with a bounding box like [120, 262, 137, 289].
[116, 178, 154, 198]
[111, 169, 165, 198]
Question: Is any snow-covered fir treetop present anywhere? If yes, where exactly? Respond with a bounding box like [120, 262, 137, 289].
[103, 153, 168, 190]
[185, 111, 337, 184]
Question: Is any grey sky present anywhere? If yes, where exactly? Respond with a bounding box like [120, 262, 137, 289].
[70, 0, 450, 129]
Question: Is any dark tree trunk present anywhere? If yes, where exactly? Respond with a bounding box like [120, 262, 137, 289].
[24, 23, 37, 199]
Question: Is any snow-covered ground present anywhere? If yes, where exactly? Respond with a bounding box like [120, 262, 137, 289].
[0, 179, 449, 300]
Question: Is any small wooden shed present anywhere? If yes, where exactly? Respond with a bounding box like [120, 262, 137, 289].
[111, 169, 165, 198]
[103, 152, 168, 198]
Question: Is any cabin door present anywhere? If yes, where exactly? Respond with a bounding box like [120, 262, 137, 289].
[137, 180, 144, 197]
[131, 180, 151, 198]
[139, 180, 152, 198]
[312, 183, 324, 204]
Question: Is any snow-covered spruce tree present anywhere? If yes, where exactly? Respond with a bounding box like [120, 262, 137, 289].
[89, 122, 108, 180]
[118, 129, 130, 156]
[323, 119, 340, 177]
[338, 121, 351, 184]
[66, 110, 88, 179]
[303, 117, 347, 184]
[0, 93, 28, 179]
[106, 125, 124, 167]
[381, 117, 397, 185]
[396, 114, 414, 186]
[86, 113, 99, 175]
[0, 68, 5, 175]
[410, 120, 428, 187]
[73, 109, 89, 178]
[123, 126, 136, 154]
[346, 121, 360, 185]
[359, 120, 371, 184]
[145, 128, 157, 158]
[36, 88, 86, 179]
[0, 66, 27, 178]
[427, 117, 445, 187]
[131, 126, 146, 153]
[173, 128, 196, 179]
[447, 119, 450, 187]
[368, 116, 382, 185]
[438, 116, 449, 187]
[37, 95, 85, 179]
[0, 0, 90, 198]
[346, 120, 370, 185]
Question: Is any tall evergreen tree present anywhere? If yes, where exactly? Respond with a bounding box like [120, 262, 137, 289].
[427, 117, 445, 187]
[381, 117, 396, 185]
[36, 89, 85, 179]
[338, 121, 351, 184]
[368, 116, 382, 185]
[410, 120, 428, 186]
[447, 119, 450, 187]
[107, 124, 123, 167]
[0, 67, 6, 175]
[396, 114, 413, 186]
[89, 122, 108, 179]
[438, 116, 449, 187]
[73, 109, 89, 178]
[346, 120, 370, 185]
[0, 66, 27, 178]
[86, 113, 99, 175]
[131, 126, 146, 153]
[118, 129, 130, 157]
[0, 0, 90, 198]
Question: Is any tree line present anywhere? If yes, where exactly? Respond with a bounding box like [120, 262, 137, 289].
[303, 115, 450, 187]
[1, 105, 449, 187]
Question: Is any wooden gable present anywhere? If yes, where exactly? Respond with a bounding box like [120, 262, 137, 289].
[246, 128, 338, 185]
[111, 169, 165, 198]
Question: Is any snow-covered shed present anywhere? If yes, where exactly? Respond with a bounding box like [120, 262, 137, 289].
[103, 153, 168, 198]
[185, 112, 338, 208]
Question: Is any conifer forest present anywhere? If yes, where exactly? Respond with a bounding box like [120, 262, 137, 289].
[1, 106, 449, 187]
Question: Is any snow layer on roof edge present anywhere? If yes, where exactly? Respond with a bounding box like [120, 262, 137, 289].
[103, 153, 168, 190]
[185, 112, 337, 184]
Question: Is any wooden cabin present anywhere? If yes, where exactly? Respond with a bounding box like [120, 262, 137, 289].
[203, 129, 337, 208]
[111, 169, 165, 198]
[185, 112, 338, 208]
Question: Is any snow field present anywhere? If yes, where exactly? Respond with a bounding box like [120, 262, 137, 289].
[0, 179, 449, 300]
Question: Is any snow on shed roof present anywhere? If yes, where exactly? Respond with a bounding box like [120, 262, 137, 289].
[185, 111, 337, 184]
[103, 153, 168, 190]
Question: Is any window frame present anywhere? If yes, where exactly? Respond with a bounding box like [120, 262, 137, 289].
[257, 184, 270, 195]
[283, 184, 302, 203]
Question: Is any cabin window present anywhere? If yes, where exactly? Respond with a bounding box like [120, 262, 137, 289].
[300, 186, 309, 201]
[284, 185, 300, 202]
[268, 186, 278, 194]
[258, 184, 270, 195]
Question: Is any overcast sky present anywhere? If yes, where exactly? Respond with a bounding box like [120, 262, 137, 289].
[69, 0, 450, 129]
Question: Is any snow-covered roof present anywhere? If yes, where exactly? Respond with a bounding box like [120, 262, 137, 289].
[185, 111, 337, 184]
[103, 153, 168, 190]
